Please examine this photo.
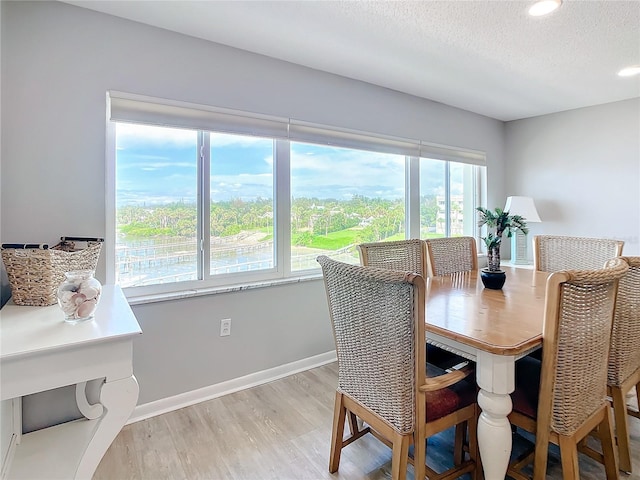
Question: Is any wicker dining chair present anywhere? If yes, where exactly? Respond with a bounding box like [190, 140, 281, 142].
[507, 258, 629, 480]
[533, 235, 624, 272]
[317, 255, 480, 480]
[424, 236, 478, 278]
[357, 239, 428, 276]
[605, 256, 640, 473]
[357, 239, 468, 370]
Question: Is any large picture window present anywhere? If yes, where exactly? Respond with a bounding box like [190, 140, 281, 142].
[108, 92, 486, 295]
[115, 123, 198, 288]
[290, 142, 405, 271]
[208, 133, 275, 276]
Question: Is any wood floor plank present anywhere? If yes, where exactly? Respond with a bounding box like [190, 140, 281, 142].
[95, 363, 640, 480]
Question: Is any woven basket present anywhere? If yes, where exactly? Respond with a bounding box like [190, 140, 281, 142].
[1, 238, 103, 306]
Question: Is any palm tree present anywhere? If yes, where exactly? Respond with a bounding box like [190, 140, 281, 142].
[476, 207, 528, 272]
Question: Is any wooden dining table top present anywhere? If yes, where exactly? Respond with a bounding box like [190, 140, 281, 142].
[425, 266, 550, 356]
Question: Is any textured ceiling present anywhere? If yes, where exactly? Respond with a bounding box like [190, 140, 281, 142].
[62, 0, 640, 121]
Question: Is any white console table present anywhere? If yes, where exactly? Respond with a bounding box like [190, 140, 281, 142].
[1, 285, 142, 480]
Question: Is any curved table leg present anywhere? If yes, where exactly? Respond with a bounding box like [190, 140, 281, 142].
[476, 351, 516, 480]
[75, 381, 104, 420]
[75, 375, 139, 479]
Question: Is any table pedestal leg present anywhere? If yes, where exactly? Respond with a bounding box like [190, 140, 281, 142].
[478, 389, 512, 480]
[75, 375, 139, 479]
[476, 351, 516, 480]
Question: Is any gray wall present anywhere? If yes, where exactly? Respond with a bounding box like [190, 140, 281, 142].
[504, 99, 640, 255]
[1, 0, 504, 424]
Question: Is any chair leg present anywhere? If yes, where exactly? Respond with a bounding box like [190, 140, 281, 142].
[329, 391, 347, 473]
[611, 385, 632, 472]
[414, 390, 426, 480]
[532, 430, 551, 480]
[557, 435, 580, 480]
[599, 407, 620, 479]
[631, 382, 640, 419]
[347, 410, 359, 436]
[470, 405, 482, 480]
[453, 422, 466, 465]
[389, 432, 411, 480]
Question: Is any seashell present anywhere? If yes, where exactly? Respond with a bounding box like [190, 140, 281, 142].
[59, 298, 78, 316]
[76, 299, 98, 319]
[72, 293, 87, 305]
[60, 290, 75, 303]
[80, 286, 100, 300]
[57, 270, 101, 322]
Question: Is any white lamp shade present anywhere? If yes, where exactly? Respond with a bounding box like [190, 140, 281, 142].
[504, 196, 541, 223]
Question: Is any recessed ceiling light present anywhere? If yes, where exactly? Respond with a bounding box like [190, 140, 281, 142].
[618, 65, 640, 77]
[529, 0, 562, 16]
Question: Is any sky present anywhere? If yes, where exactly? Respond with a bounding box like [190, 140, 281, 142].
[115, 122, 458, 207]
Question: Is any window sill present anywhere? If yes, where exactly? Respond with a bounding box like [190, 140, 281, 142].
[125, 273, 323, 306]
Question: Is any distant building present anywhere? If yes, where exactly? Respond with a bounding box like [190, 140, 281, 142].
[436, 195, 464, 235]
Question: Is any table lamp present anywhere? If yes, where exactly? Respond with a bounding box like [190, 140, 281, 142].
[504, 196, 541, 265]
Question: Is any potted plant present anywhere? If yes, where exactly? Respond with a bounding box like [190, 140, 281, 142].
[476, 206, 528, 289]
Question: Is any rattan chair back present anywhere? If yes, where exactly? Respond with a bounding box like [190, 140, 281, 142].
[317, 255, 480, 480]
[533, 235, 623, 272]
[542, 260, 627, 435]
[358, 238, 469, 369]
[532, 259, 627, 478]
[508, 259, 628, 479]
[318, 255, 422, 434]
[608, 256, 640, 387]
[357, 239, 427, 277]
[605, 256, 640, 473]
[425, 236, 478, 278]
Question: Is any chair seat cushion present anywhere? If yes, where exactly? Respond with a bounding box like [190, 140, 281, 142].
[512, 355, 542, 419]
[426, 363, 477, 423]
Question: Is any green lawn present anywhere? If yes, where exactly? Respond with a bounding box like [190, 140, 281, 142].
[306, 229, 423, 250]
[302, 228, 447, 250]
[307, 229, 363, 250]
[250, 227, 447, 251]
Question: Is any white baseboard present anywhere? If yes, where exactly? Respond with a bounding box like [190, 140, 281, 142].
[128, 350, 337, 424]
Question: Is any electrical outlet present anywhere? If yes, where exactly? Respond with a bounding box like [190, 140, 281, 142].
[220, 318, 231, 337]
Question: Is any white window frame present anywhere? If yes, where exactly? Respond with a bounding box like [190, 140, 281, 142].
[106, 91, 487, 299]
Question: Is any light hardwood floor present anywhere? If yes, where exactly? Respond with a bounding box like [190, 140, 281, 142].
[95, 362, 640, 479]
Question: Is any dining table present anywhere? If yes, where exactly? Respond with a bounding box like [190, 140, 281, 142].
[425, 265, 549, 480]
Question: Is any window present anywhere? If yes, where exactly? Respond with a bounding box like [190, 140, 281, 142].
[115, 123, 198, 288]
[290, 142, 406, 271]
[114, 124, 277, 289]
[108, 92, 486, 295]
[208, 133, 275, 277]
[419, 158, 479, 239]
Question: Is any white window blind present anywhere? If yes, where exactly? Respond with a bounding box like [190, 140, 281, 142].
[288, 120, 421, 157]
[108, 91, 289, 139]
[108, 91, 486, 165]
[419, 141, 486, 166]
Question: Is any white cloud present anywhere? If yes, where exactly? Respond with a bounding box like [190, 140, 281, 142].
[290, 147, 404, 191]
